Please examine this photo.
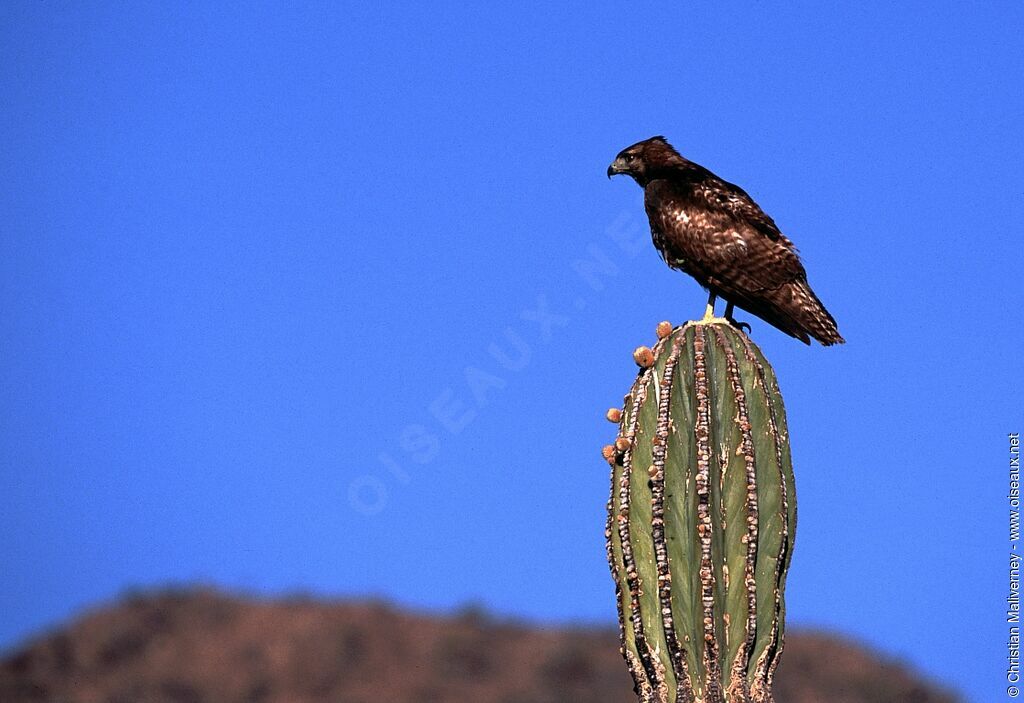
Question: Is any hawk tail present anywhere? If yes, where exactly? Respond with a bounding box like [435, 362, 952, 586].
[783, 280, 844, 346]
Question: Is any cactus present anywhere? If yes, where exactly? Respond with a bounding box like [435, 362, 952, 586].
[603, 320, 796, 703]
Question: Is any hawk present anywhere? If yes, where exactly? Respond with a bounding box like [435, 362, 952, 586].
[608, 136, 844, 346]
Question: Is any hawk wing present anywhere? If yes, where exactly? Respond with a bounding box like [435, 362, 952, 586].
[645, 174, 843, 345]
[644, 176, 804, 295]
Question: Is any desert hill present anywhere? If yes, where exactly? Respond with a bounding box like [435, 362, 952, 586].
[0, 589, 959, 703]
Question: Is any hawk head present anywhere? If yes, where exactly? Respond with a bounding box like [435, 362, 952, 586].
[607, 136, 685, 186]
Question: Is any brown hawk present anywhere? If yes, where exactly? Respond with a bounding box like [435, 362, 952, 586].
[608, 136, 844, 346]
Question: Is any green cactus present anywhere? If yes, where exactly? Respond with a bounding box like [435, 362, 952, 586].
[604, 320, 796, 703]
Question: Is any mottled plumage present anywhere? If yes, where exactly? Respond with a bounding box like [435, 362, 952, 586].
[608, 136, 844, 346]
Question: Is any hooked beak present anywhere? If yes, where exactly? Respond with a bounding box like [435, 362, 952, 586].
[607, 157, 628, 179]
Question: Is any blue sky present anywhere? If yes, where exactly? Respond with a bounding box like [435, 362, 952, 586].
[1, 3, 1021, 701]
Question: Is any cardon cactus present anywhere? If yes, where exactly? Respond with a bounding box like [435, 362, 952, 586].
[603, 320, 796, 703]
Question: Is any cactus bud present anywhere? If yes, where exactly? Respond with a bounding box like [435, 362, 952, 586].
[633, 345, 655, 368]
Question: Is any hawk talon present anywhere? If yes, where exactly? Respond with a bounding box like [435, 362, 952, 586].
[723, 302, 750, 333]
[728, 318, 752, 334]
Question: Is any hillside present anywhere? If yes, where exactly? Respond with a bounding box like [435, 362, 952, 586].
[0, 589, 958, 703]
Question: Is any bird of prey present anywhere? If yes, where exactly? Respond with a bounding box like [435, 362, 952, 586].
[608, 136, 844, 346]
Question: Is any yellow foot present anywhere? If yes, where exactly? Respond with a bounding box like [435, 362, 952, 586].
[697, 295, 728, 325]
[694, 315, 730, 326]
[701, 301, 716, 321]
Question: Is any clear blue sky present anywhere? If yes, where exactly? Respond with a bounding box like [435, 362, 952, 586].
[1, 3, 1020, 701]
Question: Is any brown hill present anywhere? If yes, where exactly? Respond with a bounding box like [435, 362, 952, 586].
[0, 589, 958, 703]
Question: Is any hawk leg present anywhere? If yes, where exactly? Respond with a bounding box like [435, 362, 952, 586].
[702, 291, 717, 321]
[724, 302, 752, 333]
[697, 291, 729, 325]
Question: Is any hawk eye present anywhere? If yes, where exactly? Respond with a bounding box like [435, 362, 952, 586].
[626, 153, 637, 162]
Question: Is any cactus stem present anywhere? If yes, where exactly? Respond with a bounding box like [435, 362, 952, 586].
[609, 502, 649, 696]
[608, 321, 795, 703]
[712, 326, 759, 701]
[649, 333, 696, 703]
[617, 365, 666, 694]
[735, 334, 792, 701]
[692, 327, 725, 702]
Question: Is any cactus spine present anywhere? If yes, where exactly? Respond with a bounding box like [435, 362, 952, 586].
[604, 320, 796, 703]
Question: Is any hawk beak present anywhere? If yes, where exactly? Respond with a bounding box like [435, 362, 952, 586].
[607, 157, 627, 179]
